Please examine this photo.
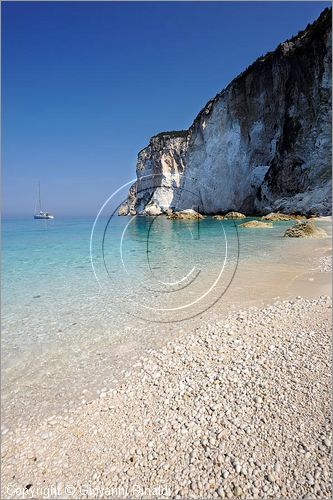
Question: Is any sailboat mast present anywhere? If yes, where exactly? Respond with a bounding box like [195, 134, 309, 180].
[33, 181, 54, 219]
[38, 181, 42, 212]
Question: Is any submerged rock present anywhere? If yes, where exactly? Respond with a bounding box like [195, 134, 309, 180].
[239, 220, 273, 229]
[212, 215, 225, 220]
[284, 221, 328, 238]
[167, 209, 204, 220]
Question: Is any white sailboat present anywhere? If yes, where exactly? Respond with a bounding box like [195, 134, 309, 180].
[34, 182, 54, 219]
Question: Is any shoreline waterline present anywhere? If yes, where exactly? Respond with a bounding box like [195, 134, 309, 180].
[1, 217, 332, 430]
[1, 215, 332, 498]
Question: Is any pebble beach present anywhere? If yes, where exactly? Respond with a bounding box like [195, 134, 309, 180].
[2, 294, 331, 499]
[3, 2, 333, 497]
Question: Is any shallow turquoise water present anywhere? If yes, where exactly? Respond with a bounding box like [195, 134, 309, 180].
[1, 215, 323, 347]
[1, 215, 272, 332]
[2, 215, 330, 426]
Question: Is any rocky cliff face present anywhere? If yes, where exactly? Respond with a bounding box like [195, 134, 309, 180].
[124, 8, 332, 216]
[130, 132, 188, 215]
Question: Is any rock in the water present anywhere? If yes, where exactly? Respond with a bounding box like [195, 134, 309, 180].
[223, 211, 246, 219]
[118, 203, 129, 216]
[167, 209, 204, 220]
[213, 215, 225, 220]
[239, 220, 273, 228]
[284, 221, 328, 238]
[262, 212, 304, 221]
[143, 200, 162, 216]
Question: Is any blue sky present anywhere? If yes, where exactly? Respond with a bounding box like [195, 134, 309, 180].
[2, 1, 330, 216]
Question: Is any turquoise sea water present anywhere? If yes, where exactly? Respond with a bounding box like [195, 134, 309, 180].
[2, 215, 237, 357]
[2, 215, 331, 426]
[1, 215, 272, 341]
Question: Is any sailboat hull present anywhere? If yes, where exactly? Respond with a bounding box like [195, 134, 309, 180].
[34, 214, 54, 219]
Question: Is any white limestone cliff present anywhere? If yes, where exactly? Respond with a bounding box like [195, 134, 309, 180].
[123, 8, 332, 216]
